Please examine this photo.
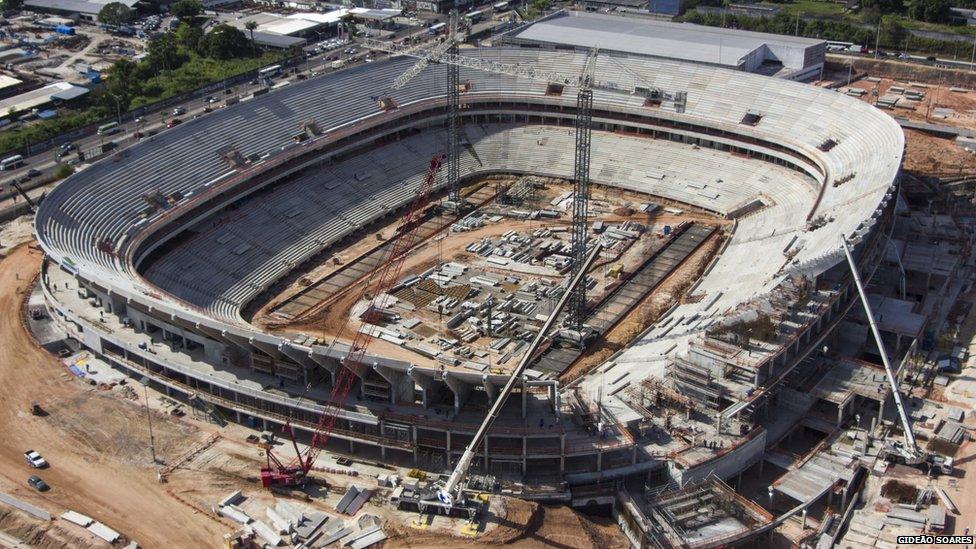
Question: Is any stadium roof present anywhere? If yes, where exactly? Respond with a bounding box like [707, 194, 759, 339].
[504, 11, 822, 69]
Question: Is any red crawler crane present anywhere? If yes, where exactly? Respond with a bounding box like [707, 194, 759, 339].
[261, 154, 444, 487]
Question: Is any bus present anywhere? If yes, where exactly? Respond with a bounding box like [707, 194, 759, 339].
[97, 122, 119, 135]
[493, 1, 509, 11]
[428, 22, 447, 35]
[826, 41, 865, 53]
[258, 65, 282, 79]
[0, 154, 23, 171]
[465, 9, 486, 23]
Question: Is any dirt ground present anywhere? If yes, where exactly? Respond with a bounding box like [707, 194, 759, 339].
[901, 129, 976, 176]
[0, 244, 226, 547]
[560, 229, 724, 382]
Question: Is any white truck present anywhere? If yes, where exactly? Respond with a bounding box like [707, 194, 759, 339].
[24, 450, 47, 469]
[332, 59, 345, 70]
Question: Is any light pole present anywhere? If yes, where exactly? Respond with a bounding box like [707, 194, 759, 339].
[106, 92, 123, 127]
[139, 376, 158, 464]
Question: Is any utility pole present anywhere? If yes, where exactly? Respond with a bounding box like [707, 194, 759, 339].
[874, 19, 881, 59]
[568, 50, 597, 332]
[140, 377, 158, 464]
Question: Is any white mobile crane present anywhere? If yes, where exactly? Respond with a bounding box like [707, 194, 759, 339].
[437, 245, 602, 507]
[842, 239, 953, 475]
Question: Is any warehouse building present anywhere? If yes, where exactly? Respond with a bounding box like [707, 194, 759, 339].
[498, 10, 825, 80]
[23, 0, 138, 22]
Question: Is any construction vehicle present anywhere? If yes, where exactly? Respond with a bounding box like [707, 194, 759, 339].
[29, 401, 42, 416]
[260, 155, 444, 488]
[842, 239, 953, 476]
[435, 246, 601, 508]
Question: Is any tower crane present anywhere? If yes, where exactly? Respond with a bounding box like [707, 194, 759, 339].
[362, 34, 686, 334]
[842, 239, 953, 475]
[260, 154, 445, 487]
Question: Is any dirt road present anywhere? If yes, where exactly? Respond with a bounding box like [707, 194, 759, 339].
[0, 245, 225, 547]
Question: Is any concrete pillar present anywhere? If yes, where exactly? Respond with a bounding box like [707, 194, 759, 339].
[412, 426, 419, 464]
[521, 378, 528, 419]
[349, 439, 354, 453]
[597, 451, 603, 472]
[444, 374, 472, 414]
[375, 364, 412, 404]
[484, 436, 489, 474]
[483, 375, 498, 402]
[409, 367, 435, 408]
[446, 430, 451, 453]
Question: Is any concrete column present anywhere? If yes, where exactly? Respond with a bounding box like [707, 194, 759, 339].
[483, 375, 498, 402]
[484, 436, 489, 474]
[409, 366, 435, 408]
[597, 451, 603, 472]
[375, 364, 412, 404]
[521, 378, 528, 419]
[446, 430, 451, 453]
[444, 374, 472, 414]
[412, 425, 419, 464]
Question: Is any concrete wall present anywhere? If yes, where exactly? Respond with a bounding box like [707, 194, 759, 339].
[669, 428, 767, 487]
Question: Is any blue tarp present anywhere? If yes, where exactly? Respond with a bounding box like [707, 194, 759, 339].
[67, 365, 85, 377]
[36, 109, 57, 120]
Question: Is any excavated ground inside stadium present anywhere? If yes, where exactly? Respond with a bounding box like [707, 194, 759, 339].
[251, 174, 722, 375]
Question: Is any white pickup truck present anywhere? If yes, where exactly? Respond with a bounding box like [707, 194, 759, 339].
[24, 450, 47, 469]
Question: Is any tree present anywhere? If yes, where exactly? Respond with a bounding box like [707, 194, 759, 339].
[245, 20, 259, 57]
[102, 59, 137, 110]
[0, 0, 24, 11]
[906, 0, 951, 23]
[147, 33, 184, 72]
[171, 0, 203, 21]
[54, 164, 75, 180]
[199, 24, 249, 60]
[98, 2, 135, 26]
[176, 22, 204, 52]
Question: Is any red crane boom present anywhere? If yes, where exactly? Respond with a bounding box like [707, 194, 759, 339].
[262, 154, 445, 487]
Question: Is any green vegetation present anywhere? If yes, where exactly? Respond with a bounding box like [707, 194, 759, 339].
[0, 0, 23, 10]
[0, 110, 103, 160]
[680, 9, 971, 56]
[0, 22, 288, 156]
[768, 0, 847, 18]
[100, 24, 285, 111]
[171, 0, 203, 21]
[522, 0, 550, 20]
[97, 2, 135, 26]
[53, 164, 75, 180]
[127, 51, 284, 109]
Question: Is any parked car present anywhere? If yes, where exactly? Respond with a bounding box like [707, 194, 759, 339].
[27, 475, 48, 491]
[172, 106, 186, 116]
[166, 118, 182, 128]
[26, 168, 41, 177]
[24, 450, 47, 468]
